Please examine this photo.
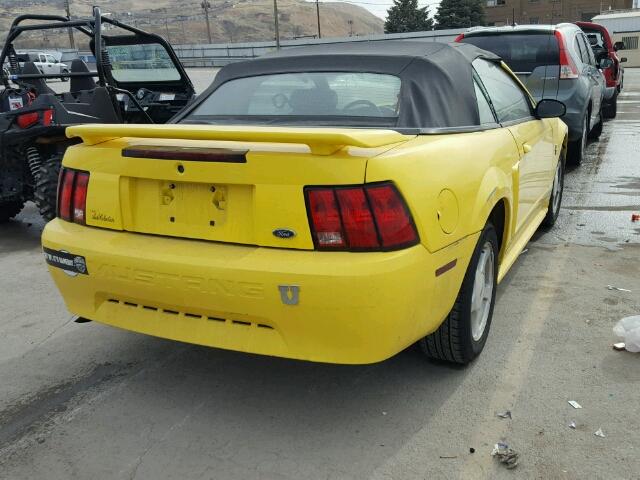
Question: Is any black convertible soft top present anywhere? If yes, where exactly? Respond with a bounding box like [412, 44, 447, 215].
[175, 41, 503, 131]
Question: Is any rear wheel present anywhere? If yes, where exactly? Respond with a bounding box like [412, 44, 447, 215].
[542, 157, 564, 229]
[603, 93, 617, 119]
[0, 200, 24, 222]
[419, 223, 499, 365]
[568, 112, 589, 166]
[34, 155, 61, 221]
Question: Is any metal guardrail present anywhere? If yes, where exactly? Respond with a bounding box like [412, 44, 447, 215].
[21, 29, 466, 68]
[172, 29, 465, 67]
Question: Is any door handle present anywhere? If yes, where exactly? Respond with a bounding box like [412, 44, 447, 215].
[523, 143, 532, 154]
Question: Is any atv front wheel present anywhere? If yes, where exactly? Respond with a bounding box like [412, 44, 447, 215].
[34, 155, 62, 221]
[0, 200, 24, 222]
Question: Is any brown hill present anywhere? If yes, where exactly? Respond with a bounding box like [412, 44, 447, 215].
[0, 0, 384, 48]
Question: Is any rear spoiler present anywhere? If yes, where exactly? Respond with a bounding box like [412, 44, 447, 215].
[66, 124, 413, 155]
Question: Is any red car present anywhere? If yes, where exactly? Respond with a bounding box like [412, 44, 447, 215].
[576, 21, 627, 118]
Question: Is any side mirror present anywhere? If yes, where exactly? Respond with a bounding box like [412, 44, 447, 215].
[599, 57, 614, 69]
[535, 99, 566, 119]
[614, 41, 625, 51]
[620, 57, 628, 63]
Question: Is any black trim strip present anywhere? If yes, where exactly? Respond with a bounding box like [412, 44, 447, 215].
[435, 259, 457, 277]
[122, 146, 248, 163]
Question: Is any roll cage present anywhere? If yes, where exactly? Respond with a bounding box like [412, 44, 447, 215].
[0, 6, 194, 105]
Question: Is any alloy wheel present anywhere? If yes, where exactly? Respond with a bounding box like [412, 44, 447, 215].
[470, 242, 495, 342]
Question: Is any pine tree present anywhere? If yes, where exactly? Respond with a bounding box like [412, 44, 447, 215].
[434, 0, 485, 30]
[384, 0, 434, 34]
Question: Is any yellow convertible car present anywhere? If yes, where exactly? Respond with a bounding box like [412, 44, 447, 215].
[42, 42, 568, 365]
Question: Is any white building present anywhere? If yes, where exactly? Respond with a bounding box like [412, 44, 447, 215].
[593, 10, 640, 66]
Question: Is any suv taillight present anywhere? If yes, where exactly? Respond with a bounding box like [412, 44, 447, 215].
[57, 168, 89, 224]
[555, 31, 579, 79]
[305, 182, 419, 251]
[16, 108, 54, 129]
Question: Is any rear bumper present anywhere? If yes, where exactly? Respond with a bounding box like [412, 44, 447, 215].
[42, 220, 477, 364]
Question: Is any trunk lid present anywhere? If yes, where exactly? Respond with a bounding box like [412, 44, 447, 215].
[64, 124, 412, 250]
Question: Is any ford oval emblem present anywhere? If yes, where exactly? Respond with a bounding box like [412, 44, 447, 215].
[273, 228, 296, 239]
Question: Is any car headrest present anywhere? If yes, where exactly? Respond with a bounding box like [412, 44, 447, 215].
[289, 88, 338, 115]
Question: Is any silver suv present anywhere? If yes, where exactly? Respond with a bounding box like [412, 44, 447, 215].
[457, 24, 606, 165]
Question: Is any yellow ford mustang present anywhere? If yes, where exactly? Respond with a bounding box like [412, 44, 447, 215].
[42, 42, 568, 365]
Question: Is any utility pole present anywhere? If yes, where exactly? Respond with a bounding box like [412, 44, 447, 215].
[164, 17, 171, 43]
[273, 0, 281, 49]
[201, 0, 212, 44]
[315, 0, 322, 39]
[64, 0, 76, 50]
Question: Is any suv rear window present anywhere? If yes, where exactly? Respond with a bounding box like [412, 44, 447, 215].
[462, 33, 560, 73]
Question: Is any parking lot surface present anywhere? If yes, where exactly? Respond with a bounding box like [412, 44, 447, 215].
[1, 68, 639, 479]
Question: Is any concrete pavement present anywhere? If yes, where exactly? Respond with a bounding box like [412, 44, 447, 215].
[1, 69, 639, 480]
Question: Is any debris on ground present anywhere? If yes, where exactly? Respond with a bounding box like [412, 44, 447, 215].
[469, 447, 475, 454]
[520, 248, 529, 255]
[568, 400, 582, 409]
[496, 410, 512, 419]
[632, 213, 640, 222]
[594, 428, 606, 438]
[613, 316, 640, 352]
[613, 342, 626, 351]
[569, 421, 577, 429]
[607, 285, 632, 292]
[382, 411, 387, 415]
[439, 455, 458, 459]
[491, 442, 519, 469]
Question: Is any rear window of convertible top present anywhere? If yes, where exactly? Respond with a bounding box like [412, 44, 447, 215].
[183, 72, 402, 124]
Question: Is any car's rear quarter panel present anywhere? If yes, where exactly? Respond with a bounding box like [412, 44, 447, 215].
[367, 129, 518, 254]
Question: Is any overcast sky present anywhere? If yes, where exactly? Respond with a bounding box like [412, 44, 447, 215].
[327, 0, 441, 20]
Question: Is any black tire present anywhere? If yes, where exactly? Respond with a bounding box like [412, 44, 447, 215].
[419, 224, 499, 365]
[0, 200, 24, 222]
[542, 156, 565, 229]
[603, 93, 617, 119]
[60, 69, 69, 82]
[34, 155, 62, 221]
[567, 112, 589, 166]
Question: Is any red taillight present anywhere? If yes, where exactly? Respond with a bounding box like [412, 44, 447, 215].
[72, 172, 89, 224]
[57, 168, 89, 224]
[454, 33, 465, 42]
[336, 188, 379, 249]
[366, 184, 418, 248]
[305, 183, 418, 251]
[42, 108, 54, 126]
[307, 189, 345, 248]
[555, 31, 579, 79]
[16, 112, 39, 129]
[16, 108, 54, 129]
[58, 170, 75, 221]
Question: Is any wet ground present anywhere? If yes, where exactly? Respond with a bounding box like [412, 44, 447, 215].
[1, 69, 639, 479]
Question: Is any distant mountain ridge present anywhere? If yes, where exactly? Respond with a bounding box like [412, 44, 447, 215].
[0, 0, 384, 48]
